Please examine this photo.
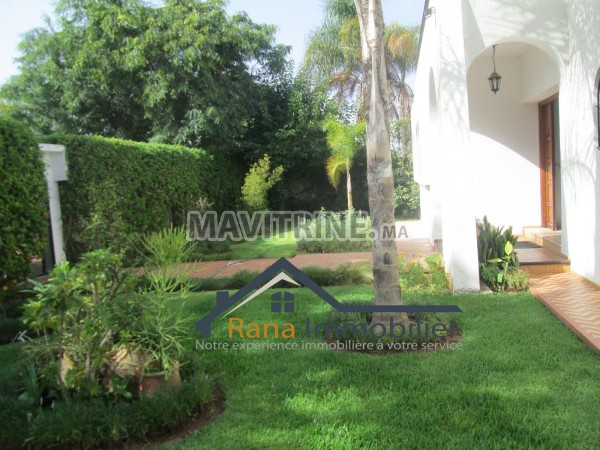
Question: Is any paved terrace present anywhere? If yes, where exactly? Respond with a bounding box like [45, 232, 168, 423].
[530, 273, 600, 354]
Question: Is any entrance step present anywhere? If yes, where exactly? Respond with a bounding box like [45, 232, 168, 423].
[518, 227, 569, 277]
[522, 226, 564, 256]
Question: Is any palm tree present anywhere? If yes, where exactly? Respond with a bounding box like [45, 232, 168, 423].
[304, 0, 362, 105]
[323, 117, 365, 211]
[304, 0, 419, 120]
[385, 23, 419, 118]
[355, 0, 405, 323]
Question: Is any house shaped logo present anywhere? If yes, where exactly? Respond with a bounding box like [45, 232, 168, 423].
[195, 258, 461, 337]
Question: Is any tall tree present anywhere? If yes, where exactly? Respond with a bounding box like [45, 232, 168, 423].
[304, 0, 418, 119]
[0, 0, 288, 147]
[323, 117, 364, 211]
[355, 0, 405, 322]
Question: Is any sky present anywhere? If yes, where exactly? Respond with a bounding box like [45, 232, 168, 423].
[0, 0, 425, 86]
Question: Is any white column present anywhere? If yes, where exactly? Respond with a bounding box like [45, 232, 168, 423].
[437, 0, 481, 293]
[39, 144, 68, 264]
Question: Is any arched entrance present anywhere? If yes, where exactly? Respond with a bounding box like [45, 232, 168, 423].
[466, 42, 561, 234]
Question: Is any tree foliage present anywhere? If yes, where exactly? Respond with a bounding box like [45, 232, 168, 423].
[303, 0, 419, 119]
[1, 0, 289, 147]
[0, 116, 48, 279]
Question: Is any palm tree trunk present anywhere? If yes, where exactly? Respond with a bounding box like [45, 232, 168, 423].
[346, 158, 354, 212]
[355, 0, 405, 324]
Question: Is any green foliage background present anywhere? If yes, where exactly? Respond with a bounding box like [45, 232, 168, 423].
[0, 116, 48, 278]
[41, 135, 240, 263]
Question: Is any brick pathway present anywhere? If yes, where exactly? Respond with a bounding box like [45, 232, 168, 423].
[529, 273, 600, 354]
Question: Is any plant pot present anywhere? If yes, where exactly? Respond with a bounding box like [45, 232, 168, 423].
[139, 362, 181, 396]
[109, 347, 148, 378]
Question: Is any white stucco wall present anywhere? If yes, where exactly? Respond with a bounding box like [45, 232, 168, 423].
[413, 0, 600, 288]
[561, 0, 600, 284]
[413, 0, 481, 293]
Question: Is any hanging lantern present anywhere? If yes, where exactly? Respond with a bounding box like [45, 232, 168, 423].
[488, 45, 502, 94]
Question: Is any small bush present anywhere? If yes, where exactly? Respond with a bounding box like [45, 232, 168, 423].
[477, 216, 520, 292]
[188, 263, 374, 292]
[241, 154, 284, 212]
[505, 269, 529, 292]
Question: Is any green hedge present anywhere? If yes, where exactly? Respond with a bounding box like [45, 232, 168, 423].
[0, 116, 48, 279]
[41, 135, 240, 263]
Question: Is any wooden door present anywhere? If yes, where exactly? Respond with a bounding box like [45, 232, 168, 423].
[539, 97, 558, 230]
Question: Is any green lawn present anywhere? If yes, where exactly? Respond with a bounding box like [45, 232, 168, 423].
[160, 287, 600, 449]
[2, 288, 599, 449]
[227, 228, 298, 260]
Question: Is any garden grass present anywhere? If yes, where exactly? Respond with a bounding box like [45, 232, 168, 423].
[208, 228, 298, 260]
[2, 288, 599, 448]
[165, 287, 600, 449]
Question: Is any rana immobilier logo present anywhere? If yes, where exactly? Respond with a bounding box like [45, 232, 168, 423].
[195, 258, 461, 341]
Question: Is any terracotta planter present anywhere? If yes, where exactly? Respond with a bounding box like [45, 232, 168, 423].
[139, 362, 181, 396]
[110, 348, 148, 378]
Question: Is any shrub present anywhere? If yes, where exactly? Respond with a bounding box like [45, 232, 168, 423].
[477, 216, 519, 292]
[392, 149, 420, 219]
[296, 211, 372, 253]
[241, 154, 284, 212]
[0, 116, 48, 279]
[505, 269, 529, 292]
[40, 135, 240, 264]
[22, 250, 142, 400]
[0, 355, 214, 450]
[187, 263, 374, 292]
[391, 118, 420, 219]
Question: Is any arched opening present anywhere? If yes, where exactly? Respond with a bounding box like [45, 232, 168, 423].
[466, 42, 560, 234]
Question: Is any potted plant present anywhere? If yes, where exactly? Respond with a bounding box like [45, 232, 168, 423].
[131, 226, 196, 395]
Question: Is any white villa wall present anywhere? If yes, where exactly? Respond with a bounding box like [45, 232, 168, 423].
[413, 0, 481, 293]
[413, 0, 600, 289]
[521, 47, 560, 103]
[560, 0, 600, 285]
[462, 0, 568, 68]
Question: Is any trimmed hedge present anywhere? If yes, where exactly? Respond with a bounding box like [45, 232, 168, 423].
[0, 116, 48, 279]
[40, 135, 241, 263]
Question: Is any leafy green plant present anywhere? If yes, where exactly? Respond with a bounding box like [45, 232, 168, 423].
[134, 227, 197, 378]
[241, 154, 284, 212]
[391, 119, 420, 220]
[477, 216, 520, 292]
[0, 362, 214, 450]
[22, 250, 142, 400]
[506, 269, 530, 292]
[322, 117, 365, 211]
